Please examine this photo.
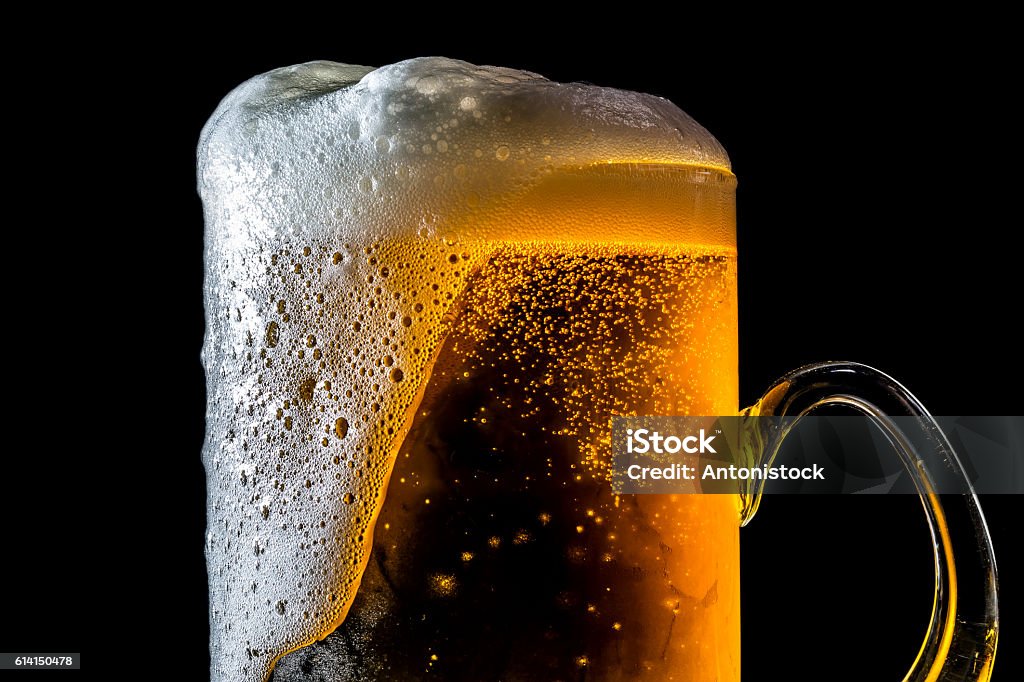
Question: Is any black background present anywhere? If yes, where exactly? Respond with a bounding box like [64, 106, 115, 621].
[14, 29, 1019, 681]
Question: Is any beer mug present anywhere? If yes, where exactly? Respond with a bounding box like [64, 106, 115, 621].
[199, 58, 998, 681]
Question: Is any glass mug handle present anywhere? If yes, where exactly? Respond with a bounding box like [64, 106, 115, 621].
[738, 362, 999, 681]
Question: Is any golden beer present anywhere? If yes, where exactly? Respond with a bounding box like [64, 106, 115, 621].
[260, 164, 740, 681]
[202, 58, 739, 682]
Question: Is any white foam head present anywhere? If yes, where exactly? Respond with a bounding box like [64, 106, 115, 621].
[200, 57, 729, 245]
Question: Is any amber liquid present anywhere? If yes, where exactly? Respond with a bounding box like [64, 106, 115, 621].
[256, 165, 739, 682]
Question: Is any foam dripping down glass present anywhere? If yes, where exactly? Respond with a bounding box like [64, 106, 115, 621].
[198, 58, 998, 681]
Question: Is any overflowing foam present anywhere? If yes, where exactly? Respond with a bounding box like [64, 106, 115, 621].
[199, 57, 730, 248]
[199, 57, 733, 682]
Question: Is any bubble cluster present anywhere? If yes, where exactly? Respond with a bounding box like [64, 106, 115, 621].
[425, 245, 736, 483]
[199, 57, 735, 682]
[272, 244, 739, 679]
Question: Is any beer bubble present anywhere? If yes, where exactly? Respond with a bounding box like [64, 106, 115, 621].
[413, 74, 441, 95]
[495, 145, 510, 161]
[265, 321, 280, 348]
[430, 573, 457, 597]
